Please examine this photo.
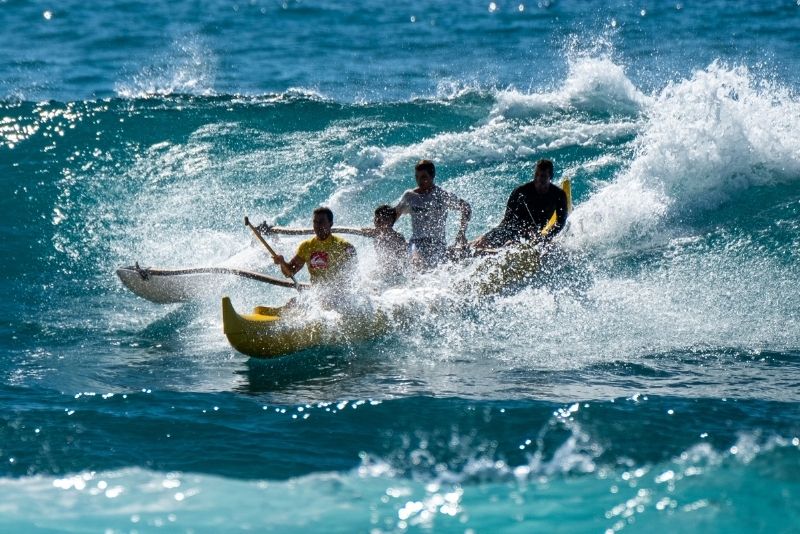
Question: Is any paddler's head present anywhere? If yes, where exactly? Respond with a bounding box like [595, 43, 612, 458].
[414, 159, 436, 193]
[374, 204, 397, 230]
[312, 207, 334, 240]
[533, 159, 553, 194]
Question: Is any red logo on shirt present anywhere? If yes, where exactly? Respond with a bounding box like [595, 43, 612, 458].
[309, 251, 329, 270]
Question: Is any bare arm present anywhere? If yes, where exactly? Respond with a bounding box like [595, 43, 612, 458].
[274, 254, 305, 278]
[449, 196, 471, 244]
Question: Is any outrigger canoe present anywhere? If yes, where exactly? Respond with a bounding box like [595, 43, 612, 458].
[222, 296, 387, 359]
[222, 179, 573, 357]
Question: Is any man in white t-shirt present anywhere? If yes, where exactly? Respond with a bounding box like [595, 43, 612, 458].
[393, 159, 471, 268]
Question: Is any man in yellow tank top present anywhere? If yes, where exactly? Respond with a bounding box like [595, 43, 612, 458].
[273, 207, 357, 285]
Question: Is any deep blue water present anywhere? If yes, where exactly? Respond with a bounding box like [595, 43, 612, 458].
[1, 1, 800, 532]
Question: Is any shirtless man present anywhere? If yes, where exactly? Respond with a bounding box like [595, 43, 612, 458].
[393, 159, 471, 268]
[473, 159, 568, 249]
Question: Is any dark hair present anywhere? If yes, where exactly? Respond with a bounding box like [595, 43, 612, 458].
[313, 206, 334, 224]
[374, 204, 397, 223]
[415, 159, 436, 177]
[535, 159, 554, 177]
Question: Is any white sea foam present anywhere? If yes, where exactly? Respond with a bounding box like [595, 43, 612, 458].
[335, 116, 639, 209]
[567, 62, 800, 249]
[492, 56, 651, 118]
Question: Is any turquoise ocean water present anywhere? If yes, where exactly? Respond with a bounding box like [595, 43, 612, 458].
[1, 1, 799, 531]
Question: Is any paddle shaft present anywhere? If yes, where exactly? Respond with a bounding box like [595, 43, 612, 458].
[244, 217, 301, 290]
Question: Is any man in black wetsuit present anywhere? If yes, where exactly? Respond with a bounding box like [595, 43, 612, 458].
[472, 159, 568, 249]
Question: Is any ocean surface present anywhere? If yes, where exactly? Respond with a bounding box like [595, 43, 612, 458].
[2, 0, 800, 532]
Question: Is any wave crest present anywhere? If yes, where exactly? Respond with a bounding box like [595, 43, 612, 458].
[493, 56, 651, 119]
[568, 62, 800, 248]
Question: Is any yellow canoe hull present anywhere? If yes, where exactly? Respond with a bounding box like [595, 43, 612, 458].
[469, 244, 543, 295]
[222, 297, 385, 359]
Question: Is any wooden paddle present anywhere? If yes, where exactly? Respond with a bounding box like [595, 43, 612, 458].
[245, 216, 301, 291]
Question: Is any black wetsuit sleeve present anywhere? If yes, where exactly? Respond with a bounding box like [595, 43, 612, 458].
[501, 187, 524, 226]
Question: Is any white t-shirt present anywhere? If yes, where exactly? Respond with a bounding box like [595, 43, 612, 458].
[394, 186, 463, 243]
